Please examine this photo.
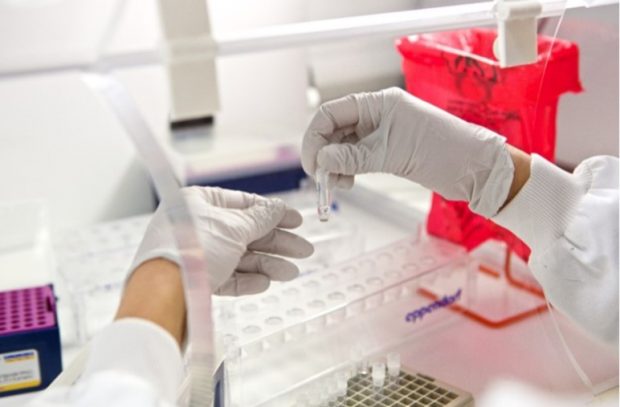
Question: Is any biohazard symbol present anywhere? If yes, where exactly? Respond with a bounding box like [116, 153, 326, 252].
[443, 54, 499, 102]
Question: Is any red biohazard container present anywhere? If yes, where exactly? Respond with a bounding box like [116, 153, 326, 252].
[397, 29, 582, 260]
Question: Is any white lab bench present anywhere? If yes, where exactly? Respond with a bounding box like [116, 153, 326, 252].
[0, 52, 617, 407]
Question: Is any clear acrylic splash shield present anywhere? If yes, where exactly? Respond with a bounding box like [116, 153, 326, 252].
[83, 74, 217, 407]
[390, 2, 617, 404]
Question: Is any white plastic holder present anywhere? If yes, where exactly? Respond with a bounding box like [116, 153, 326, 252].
[493, 0, 543, 67]
[157, 0, 220, 121]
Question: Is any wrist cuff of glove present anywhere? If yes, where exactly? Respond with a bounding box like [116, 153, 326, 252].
[492, 154, 585, 251]
[130, 250, 181, 274]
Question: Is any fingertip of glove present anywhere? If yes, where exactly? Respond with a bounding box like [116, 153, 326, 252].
[279, 207, 303, 229]
[266, 259, 300, 282]
[336, 175, 355, 190]
[241, 274, 270, 295]
[220, 273, 270, 296]
[279, 263, 300, 282]
[295, 237, 315, 258]
[316, 145, 338, 172]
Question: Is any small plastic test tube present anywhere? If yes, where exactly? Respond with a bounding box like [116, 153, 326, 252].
[309, 391, 321, 407]
[359, 358, 369, 376]
[341, 362, 354, 380]
[372, 362, 386, 391]
[296, 393, 310, 407]
[327, 379, 339, 404]
[315, 168, 331, 222]
[386, 352, 401, 386]
[336, 372, 348, 400]
[352, 348, 366, 375]
[318, 383, 330, 406]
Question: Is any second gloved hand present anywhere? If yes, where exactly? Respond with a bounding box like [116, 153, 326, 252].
[302, 87, 515, 218]
[131, 187, 314, 296]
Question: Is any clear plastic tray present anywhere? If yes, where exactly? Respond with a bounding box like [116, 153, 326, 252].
[52, 215, 151, 344]
[214, 236, 474, 406]
[52, 189, 368, 345]
[272, 351, 474, 407]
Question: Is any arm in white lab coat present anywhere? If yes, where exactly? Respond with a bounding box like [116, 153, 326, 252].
[29, 318, 185, 407]
[493, 154, 619, 345]
[29, 259, 187, 407]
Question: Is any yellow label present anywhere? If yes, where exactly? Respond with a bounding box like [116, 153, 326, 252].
[0, 350, 41, 393]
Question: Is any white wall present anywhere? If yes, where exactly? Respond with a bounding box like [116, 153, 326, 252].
[208, 0, 309, 134]
[306, 0, 418, 100]
[0, 73, 155, 231]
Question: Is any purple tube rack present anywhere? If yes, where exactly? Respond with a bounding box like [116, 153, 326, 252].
[0, 286, 56, 335]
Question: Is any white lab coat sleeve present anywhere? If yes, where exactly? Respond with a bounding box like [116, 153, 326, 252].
[493, 154, 619, 344]
[29, 318, 185, 407]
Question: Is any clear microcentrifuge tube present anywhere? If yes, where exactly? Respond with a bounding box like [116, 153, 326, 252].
[360, 358, 369, 376]
[342, 362, 355, 380]
[318, 382, 330, 406]
[386, 352, 401, 378]
[386, 352, 401, 387]
[372, 362, 386, 392]
[309, 386, 321, 407]
[336, 372, 348, 400]
[327, 379, 339, 404]
[296, 392, 310, 407]
[315, 168, 331, 222]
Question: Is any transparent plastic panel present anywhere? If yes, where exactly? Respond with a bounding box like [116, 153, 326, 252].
[540, 2, 619, 166]
[538, 1, 619, 395]
[84, 73, 216, 407]
[395, 1, 618, 402]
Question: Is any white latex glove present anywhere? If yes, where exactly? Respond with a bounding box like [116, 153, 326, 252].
[302, 87, 515, 218]
[131, 186, 314, 296]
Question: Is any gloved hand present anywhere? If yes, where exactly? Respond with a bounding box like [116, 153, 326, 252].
[130, 186, 314, 296]
[302, 87, 515, 218]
